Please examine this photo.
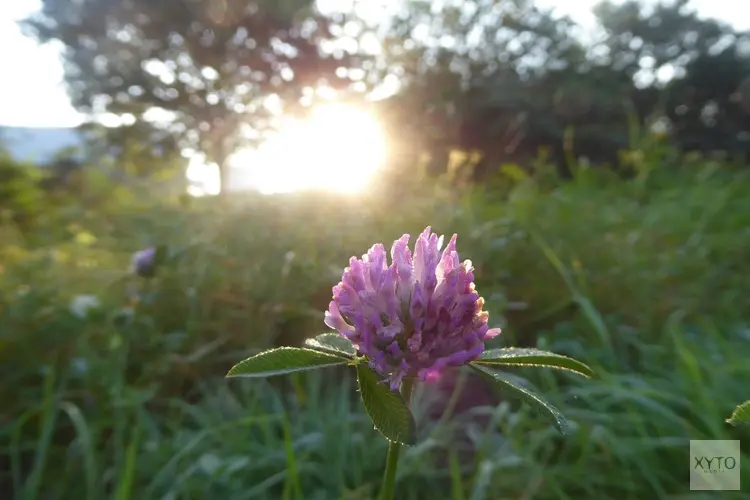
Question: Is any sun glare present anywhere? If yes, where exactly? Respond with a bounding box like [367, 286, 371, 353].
[185, 104, 388, 196]
[244, 104, 387, 195]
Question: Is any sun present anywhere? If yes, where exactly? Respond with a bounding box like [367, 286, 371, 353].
[227, 103, 387, 195]
[186, 103, 388, 196]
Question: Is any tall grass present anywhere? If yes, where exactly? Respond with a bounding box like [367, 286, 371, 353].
[2, 160, 750, 499]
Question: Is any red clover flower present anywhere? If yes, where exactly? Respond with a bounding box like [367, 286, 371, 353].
[131, 247, 157, 278]
[324, 226, 501, 390]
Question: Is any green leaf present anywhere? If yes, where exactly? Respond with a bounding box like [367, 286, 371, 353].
[727, 400, 750, 425]
[356, 364, 417, 445]
[475, 348, 594, 378]
[470, 363, 571, 433]
[226, 347, 349, 378]
[304, 333, 356, 358]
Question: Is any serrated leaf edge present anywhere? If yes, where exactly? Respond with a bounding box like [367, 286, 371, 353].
[476, 348, 594, 378]
[226, 347, 349, 378]
[470, 363, 571, 434]
[355, 364, 417, 445]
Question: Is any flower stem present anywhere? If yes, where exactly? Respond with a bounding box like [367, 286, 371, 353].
[379, 377, 416, 500]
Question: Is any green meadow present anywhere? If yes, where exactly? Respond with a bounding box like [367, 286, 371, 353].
[2, 160, 750, 499]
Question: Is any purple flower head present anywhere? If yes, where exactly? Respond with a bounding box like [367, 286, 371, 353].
[325, 227, 501, 391]
[131, 247, 157, 278]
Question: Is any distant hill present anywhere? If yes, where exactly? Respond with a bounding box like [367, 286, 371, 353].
[0, 126, 86, 164]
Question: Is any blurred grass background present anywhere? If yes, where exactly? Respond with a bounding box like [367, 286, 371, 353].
[2, 154, 750, 500]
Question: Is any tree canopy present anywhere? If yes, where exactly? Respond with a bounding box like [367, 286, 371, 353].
[21, 0, 750, 190]
[23, 0, 367, 192]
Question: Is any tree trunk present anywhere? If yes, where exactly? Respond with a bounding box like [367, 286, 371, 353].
[218, 159, 231, 198]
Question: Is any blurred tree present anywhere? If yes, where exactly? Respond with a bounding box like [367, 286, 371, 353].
[78, 123, 180, 176]
[377, 0, 750, 180]
[666, 48, 750, 158]
[22, 0, 365, 195]
[377, 0, 592, 178]
[593, 0, 750, 159]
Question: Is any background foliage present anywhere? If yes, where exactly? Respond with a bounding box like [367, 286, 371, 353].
[3, 0, 750, 498]
[3, 150, 750, 499]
